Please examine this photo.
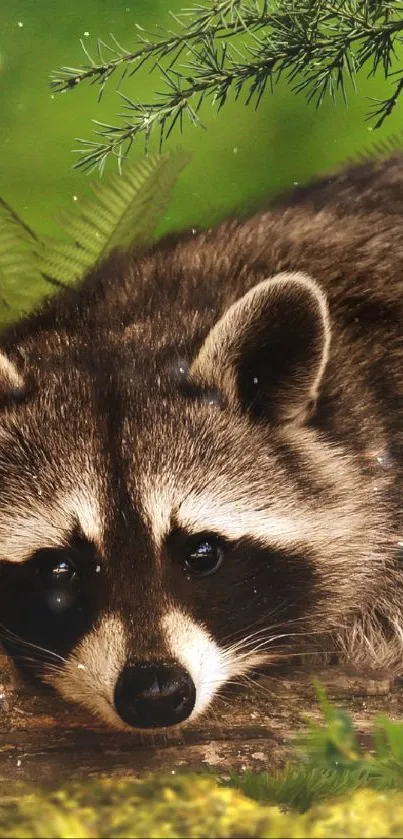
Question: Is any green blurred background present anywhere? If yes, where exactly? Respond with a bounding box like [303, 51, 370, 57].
[1, 0, 402, 243]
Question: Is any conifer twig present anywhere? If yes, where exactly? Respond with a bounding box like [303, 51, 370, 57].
[51, 1, 403, 172]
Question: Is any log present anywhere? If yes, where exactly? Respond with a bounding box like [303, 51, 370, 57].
[0, 652, 399, 784]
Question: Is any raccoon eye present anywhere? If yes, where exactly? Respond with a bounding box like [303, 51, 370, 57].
[35, 551, 79, 613]
[44, 557, 76, 587]
[184, 537, 224, 577]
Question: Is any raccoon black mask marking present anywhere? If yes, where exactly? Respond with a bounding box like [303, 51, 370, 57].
[0, 153, 402, 730]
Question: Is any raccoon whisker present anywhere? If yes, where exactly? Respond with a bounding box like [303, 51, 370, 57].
[228, 642, 325, 664]
[225, 673, 273, 693]
[43, 666, 65, 678]
[0, 624, 66, 665]
[219, 611, 333, 648]
[220, 627, 294, 654]
[219, 608, 313, 643]
[204, 695, 231, 720]
[8, 651, 63, 669]
[1, 641, 64, 666]
[221, 626, 283, 649]
[7, 654, 64, 676]
[222, 623, 333, 657]
[222, 630, 313, 658]
[219, 607, 291, 645]
[270, 649, 333, 660]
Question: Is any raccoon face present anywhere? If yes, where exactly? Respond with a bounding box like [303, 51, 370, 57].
[0, 272, 387, 730]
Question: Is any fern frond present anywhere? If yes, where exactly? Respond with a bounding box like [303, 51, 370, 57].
[0, 199, 48, 323]
[39, 150, 190, 286]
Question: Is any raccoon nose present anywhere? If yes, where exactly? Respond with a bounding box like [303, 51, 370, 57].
[114, 662, 196, 729]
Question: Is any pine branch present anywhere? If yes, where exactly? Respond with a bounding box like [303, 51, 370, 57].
[52, 1, 403, 172]
[50, 2, 275, 94]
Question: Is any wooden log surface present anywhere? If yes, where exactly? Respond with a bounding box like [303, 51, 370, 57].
[0, 652, 400, 784]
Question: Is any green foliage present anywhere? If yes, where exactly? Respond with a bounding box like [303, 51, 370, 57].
[0, 150, 188, 322]
[228, 685, 403, 810]
[227, 764, 371, 813]
[0, 198, 49, 322]
[39, 149, 190, 283]
[50, 0, 403, 171]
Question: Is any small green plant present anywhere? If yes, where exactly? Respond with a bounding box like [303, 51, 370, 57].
[228, 684, 403, 810]
[0, 150, 189, 324]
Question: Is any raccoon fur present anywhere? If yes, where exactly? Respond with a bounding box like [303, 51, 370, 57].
[0, 153, 401, 730]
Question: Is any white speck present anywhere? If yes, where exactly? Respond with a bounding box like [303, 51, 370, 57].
[17, 21, 24, 28]
[367, 126, 373, 131]
[253, 377, 259, 385]
[171, 769, 176, 774]
[293, 181, 299, 185]
[250, 712, 257, 719]
[73, 195, 78, 202]
[191, 228, 197, 235]
[56, 597, 61, 604]
[37, 489, 42, 496]
[233, 146, 238, 154]
[83, 31, 90, 37]
[77, 663, 86, 670]
[373, 486, 379, 492]
[253, 588, 257, 595]
[95, 565, 101, 573]
[17, 759, 22, 767]
[50, 94, 55, 100]
[397, 541, 403, 548]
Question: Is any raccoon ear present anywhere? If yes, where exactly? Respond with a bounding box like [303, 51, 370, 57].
[190, 271, 330, 424]
[0, 351, 25, 399]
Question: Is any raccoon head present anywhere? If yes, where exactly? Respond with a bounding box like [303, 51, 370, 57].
[0, 271, 388, 730]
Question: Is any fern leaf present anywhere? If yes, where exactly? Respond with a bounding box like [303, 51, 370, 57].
[0, 199, 48, 324]
[39, 241, 95, 286]
[39, 150, 190, 286]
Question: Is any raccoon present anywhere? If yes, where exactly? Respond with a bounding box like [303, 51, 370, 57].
[0, 153, 401, 731]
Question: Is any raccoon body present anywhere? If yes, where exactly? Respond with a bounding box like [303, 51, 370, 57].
[0, 154, 401, 730]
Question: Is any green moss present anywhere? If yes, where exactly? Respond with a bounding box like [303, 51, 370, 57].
[2, 778, 403, 838]
[301, 789, 403, 838]
[0, 775, 283, 838]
